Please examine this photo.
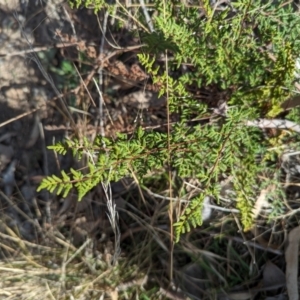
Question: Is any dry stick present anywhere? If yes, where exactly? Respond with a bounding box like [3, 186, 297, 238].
[96, 10, 109, 141]
[161, 0, 174, 281]
[225, 234, 283, 255]
[245, 118, 300, 133]
[144, 188, 240, 213]
[0, 108, 39, 128]
[93, 78, 106, 140]
[0, 229, 53, 252]
[48, 233, 76, 252]
[139, 0, 155, 33]
[0, 265, 61, 276]
[232, 214, 257, 270]
[45, 281, 56, 300]
[0, 242, 18, 255]
[0, 42, 78, 58]
[62, 6, 77, 40]
[64, 238, 92, 266]
[116, 0, 149, 32]
[72, 63, 96, 107]
[273, 205, 300, 220]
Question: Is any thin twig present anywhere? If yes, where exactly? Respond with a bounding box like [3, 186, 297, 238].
[0, 231, 53, 251]
[0, 42, 79, 58]
[62, 6, 77, 40]
[64, 238, 92, 266]
[228, 235, 283, 255]
[0, 108, 39, 128]
[96, 10, 109, 142]
[144, 188, 240, 213]
[139, 0, 155, 32]
[93, 78, 106, 142]
[0, 191, 43, 233]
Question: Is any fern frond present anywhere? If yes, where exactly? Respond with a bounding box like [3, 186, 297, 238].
[37, 170, 73, 198]
[174, 195, 205, 242]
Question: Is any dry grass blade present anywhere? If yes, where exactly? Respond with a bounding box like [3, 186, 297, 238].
[104, 187, 121, 266]
[0, 231, 52, 251]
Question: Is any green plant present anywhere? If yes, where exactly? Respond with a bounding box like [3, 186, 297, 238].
[39, 0, 300, 242]
[68, 0, 109, 12]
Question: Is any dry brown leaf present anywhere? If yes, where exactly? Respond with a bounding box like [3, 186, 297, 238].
[129, 63, 148, 81]
[262, 260, 285, 289]
[285, 225, 300, 300]
[177, 263, 205, 299]
[281, 96, 300, 111]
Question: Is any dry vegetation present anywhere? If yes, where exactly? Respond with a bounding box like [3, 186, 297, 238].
[0, 0, 300, 299]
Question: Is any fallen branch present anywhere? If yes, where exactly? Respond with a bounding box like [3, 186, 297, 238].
[245, 119, 300, 133]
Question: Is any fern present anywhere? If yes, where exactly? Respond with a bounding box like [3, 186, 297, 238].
[44, 0, 300, 242]
[68, 0, 109, 12]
